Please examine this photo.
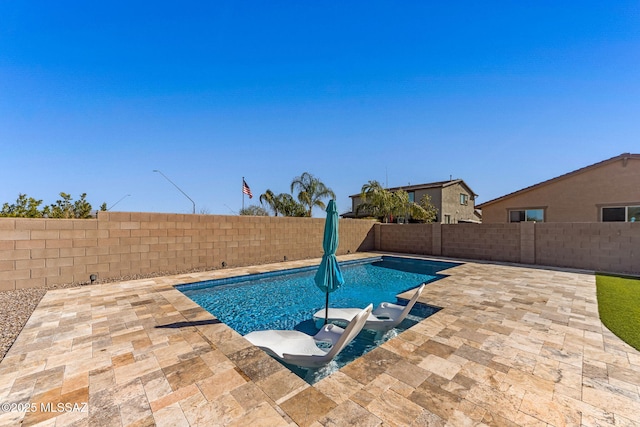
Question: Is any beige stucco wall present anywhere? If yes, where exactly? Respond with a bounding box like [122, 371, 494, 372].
[481, 157, 640, 223]
[440, 183, 476, 223]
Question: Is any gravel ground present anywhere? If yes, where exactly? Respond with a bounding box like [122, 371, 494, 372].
[0, 267, 217, 362]
[0, 287, 50, 361]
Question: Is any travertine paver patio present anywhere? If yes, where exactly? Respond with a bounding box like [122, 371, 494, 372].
[1, 252, 639, 426]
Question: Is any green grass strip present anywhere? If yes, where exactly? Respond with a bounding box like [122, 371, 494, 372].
[596, 274, 640, 352]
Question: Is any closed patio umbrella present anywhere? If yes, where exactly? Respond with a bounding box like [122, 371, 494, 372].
[314, 200, 345, 325]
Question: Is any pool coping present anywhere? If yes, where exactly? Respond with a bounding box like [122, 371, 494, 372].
[1, 251, 639, 426]
[175, 255, 384, 292]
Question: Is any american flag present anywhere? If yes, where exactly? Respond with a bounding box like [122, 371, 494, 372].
[242, 179, 253, 198]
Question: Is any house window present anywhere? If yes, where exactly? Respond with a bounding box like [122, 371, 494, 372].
[460, 193, 468, 205]
[602, 206, 640, 222]
[509, 209, 544, 223]
[602, 207, 625, 222]
[408, 192, 415, 203]
[444, 215, 451, 224]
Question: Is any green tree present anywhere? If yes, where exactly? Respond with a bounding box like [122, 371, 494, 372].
[390, 190, 412, 221]
[1, 193, 102, 218]
[355, 182, 438, 223]
[259, 189, 282, 216]
[49, 192, 74, 218]
[415, 194, 438, 223]
[290, 172, 336, 217]
[73, 193, 93, 218]
[239, 205, 269, 216]
[390, 190, 438, 223]
[277, 194, 307, 217]
[259, 190, 306, 217]
[0, 194, 44, 218]
[356, 180, 393, 222]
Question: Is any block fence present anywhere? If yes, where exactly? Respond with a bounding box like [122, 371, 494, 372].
[374, 222, 639, 275]
[0, 212, 376, 291]
[1, 214, 638, 290]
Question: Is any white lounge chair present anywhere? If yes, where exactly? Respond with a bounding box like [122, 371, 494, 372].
[244, 304, 373, 368]
[313, 284, 425, 332]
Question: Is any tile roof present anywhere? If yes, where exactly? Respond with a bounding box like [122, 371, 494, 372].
[349, 179, 477, 198]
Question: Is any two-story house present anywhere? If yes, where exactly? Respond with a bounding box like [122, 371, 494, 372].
[343, 179, 479, 223]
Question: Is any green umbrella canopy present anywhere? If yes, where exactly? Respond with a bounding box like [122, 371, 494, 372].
[314, 200, 345, 324]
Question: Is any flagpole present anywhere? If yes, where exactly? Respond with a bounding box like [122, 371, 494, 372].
[242, 177, 245, 211]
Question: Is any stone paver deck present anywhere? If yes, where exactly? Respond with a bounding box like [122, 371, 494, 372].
[1, 252, 639, 426]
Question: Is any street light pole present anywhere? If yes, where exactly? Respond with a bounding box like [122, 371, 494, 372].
[153, 170, 196, 214]
[107, 194, 131, 211]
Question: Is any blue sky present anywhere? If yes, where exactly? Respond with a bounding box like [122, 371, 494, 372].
[1, 1, 639, 216]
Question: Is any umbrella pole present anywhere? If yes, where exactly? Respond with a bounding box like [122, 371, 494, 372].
[324, 292, 329, 325]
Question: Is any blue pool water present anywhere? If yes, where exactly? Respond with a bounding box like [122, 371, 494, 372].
[179, 256, 459, 383]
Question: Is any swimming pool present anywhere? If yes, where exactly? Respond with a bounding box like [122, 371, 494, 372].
[178, 256, 459, 383]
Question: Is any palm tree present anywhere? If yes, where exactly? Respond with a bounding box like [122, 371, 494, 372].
[357, 182, 438, 223]
[290, 172, 336, 217]
[260, 189, 281, 216]
[356, 180, 393, 222]
[259, 190, 307, 217]
[390, 190, 428, 223]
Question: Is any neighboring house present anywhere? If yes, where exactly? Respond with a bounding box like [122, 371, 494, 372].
[343, 179, 478, 224]
[477, 153, 640, 223]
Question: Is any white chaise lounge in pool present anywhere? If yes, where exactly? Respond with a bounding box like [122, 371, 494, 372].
[244, 304, 372, 368]
[313, 284, 425, 332]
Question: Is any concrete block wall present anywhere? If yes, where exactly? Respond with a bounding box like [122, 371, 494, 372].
[441, 223, 521, 263]
[377, 222, 639, 275]
[2, 215, 639, 290]
[520, 222, 536, 264]
[535, 222, 640, 273]
[0, 213, 376, 290]
[375, 223, 433, 254]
